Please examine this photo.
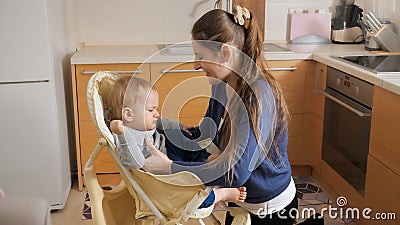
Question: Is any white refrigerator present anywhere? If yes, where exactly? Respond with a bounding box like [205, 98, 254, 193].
[0, 0, 71, 209]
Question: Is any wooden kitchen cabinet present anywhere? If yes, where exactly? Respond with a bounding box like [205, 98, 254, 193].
[363, 155, 400, 225]
[71, 63, 150, 190]
[369, 86, 400, 176]
[72, 60, 322, 190]
[303, 61, 326, 173]
[150, 62, 210, 127]
[71, 62, 211, 190]
[267, 60, 307, 164]
[304, 62, 326, 119]
[267, 60, 307, 114]
[361, 86, 400, 224]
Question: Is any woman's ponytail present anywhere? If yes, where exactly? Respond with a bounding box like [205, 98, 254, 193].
[242, 11, 264, 65]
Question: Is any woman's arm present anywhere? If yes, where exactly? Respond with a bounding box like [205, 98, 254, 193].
[142, 139, 173, 174]
[156, 118, 195, 135]
[169, 115, 256, 187]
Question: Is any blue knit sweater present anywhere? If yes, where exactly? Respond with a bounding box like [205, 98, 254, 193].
[171, 81, 292, 204]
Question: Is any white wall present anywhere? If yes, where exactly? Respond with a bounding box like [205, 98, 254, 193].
[265, 0, 333, 41]
[264, 0, 400, 41]
[64, 0, 400, 47]
[69, 0, 215, 46]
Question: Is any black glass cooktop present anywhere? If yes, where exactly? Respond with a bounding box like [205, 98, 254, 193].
[333, 55, 400, 74]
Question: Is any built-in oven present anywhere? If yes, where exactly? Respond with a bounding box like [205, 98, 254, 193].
[318, 66, 374, 195]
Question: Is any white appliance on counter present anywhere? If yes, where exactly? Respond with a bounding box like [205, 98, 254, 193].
[0, 0, 71, 209]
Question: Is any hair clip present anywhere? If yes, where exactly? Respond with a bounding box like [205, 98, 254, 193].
[232, 5, 251, 26]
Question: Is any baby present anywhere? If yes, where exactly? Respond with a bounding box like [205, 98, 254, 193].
[108, 76, 246, 207]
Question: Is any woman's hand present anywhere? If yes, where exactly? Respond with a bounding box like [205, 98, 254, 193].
[142, 138, 173, 174]
[110, 120, 124, 134]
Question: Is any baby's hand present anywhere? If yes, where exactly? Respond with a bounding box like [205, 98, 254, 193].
[110, 120, 124, 134]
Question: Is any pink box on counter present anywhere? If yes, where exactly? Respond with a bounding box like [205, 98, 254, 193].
[287, 10, 332, 41]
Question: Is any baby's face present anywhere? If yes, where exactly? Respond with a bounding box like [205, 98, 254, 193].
[131, 90, 159, 131]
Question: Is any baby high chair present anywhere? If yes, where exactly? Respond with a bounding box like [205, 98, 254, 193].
[84, 71, 250, 225]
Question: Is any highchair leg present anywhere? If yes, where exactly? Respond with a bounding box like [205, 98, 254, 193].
[84, 165, 106, 225]
[85, 138, 107, 169]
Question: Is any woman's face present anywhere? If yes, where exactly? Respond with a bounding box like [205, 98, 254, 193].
[192, 40, 232, 85]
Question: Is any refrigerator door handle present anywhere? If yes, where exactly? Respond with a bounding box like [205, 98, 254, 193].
[0, 80, 49, 85]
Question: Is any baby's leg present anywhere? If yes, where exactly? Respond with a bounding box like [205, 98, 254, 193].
[213, 187, 246, 204]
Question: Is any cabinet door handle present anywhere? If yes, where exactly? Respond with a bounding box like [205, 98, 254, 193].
[266, 67, 297, 72]
[163, 68, 298, 73]
[82, 70, 142, 75]
[160, 69, 204, 73]
[315, 68, 323, 92]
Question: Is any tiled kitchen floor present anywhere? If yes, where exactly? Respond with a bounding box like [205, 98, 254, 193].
[294, 176, 357, 225]
[51, 176, 357, 225]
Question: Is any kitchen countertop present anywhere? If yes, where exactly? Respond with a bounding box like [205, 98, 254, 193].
[71, 43, 368, 64]
[71, 43, 400, 95]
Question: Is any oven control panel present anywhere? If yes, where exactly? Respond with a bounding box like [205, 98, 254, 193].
[326, 67, 374, 108]
[334, 76, 357, 93]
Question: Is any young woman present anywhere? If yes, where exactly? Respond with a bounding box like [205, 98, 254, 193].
[143, 6, 300, 224]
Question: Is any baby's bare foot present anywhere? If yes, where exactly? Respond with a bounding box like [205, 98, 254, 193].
[214, 187, 247, 204]
[237, 186, 247, 202]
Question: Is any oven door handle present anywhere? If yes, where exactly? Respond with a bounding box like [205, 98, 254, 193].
[317, 90, 372, 117]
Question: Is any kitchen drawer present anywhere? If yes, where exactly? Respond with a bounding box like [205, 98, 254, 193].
[369, 86, 400, 176]
[151, 62, 210, 125]
[164, 96, 210, 127]
[267, 60, 307, 114]
[305, 61, 326, 120]
[265, 60, 309, 165]
[78, 120, 118, 173]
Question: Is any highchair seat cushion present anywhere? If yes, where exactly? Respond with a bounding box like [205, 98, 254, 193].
[128, 169, 212, 219]
[0, 196, 52, 225]
[151, 170, 203, 186]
